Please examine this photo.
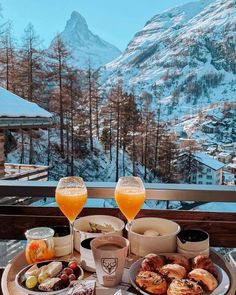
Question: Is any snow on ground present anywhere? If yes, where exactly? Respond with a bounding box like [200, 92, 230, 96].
[33, 197, 236, 213]
[194, 202, 236, 212]
[0, 87, 52, 117]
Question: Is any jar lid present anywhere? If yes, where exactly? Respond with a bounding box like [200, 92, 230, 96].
[25, 227, 55, 239]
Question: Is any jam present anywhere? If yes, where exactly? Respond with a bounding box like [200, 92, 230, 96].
[25, 227, 55, 264]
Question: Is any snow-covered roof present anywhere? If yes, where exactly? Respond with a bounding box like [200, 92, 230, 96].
[194, 152, 225, 170]
[0, 87, 51, 118]
[218, 152, 231, 157]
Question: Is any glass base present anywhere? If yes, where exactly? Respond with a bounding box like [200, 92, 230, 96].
[125, 253, 137, 267]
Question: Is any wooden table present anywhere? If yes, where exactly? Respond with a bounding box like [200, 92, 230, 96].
[1, 250, 236, 295]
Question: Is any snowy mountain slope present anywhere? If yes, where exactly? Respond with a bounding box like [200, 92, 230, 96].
[54, 11, 121, 69]
[6, 130, 157, 182]
[101, 0, 236, 120]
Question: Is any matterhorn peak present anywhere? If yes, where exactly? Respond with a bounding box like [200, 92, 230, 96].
[52, 11, 121, 69]
[65, 10, 88, 32]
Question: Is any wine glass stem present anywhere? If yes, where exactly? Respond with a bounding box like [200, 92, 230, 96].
[70, 221, 74, 258]
[128, 220, 132, 257]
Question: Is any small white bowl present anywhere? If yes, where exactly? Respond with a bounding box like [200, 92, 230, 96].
[80, 237, 96, 272]
[52, 226, 71, 257]
[74, 215, 125, 252]
[177, 229, 209, 252]
[128, 217, 181, 257]
[177, 246, 209, 258]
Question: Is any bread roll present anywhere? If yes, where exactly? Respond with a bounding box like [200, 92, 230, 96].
[192, 255, 217, 277]
[141, 254, 165, 271]
[160, 264, 187, 280]
[166, 254, 190, 271]
[188, 268, 218, 291]
[136, 271, 168, 294]
[167, 279, 203, 295]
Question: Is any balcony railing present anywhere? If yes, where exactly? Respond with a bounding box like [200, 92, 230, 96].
[1, 164, 49, 181]
[0, 180, 235, 247]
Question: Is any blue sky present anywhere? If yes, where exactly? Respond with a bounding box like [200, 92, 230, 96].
[1, 0, 192, 50]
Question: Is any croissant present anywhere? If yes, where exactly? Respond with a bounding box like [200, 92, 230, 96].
[166, 254, 190, 271]
[160, 264, 187, 280]
[141, 254, 165, 272]
[188, 268, 218, 291]
[167, 279, 203, 295]
[136, 271, 168, 294]
[192, 255, 217, 277]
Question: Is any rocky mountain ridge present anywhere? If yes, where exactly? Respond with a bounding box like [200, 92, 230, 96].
[101, 0, 236, 121]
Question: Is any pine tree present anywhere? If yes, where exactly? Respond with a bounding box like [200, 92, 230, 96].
[48, 35, 71, 157]
[100, 128, 110, 153]
[177, 140, 202, 183]
[83, 65, 101, 151]
[19, 24, 45, 163]
[64, 67, 83, 175]
[159, 133, 179, 183]
[141, 91, 152, 180]
[106, 79, 124, 181]
[0, 23, 17, 91]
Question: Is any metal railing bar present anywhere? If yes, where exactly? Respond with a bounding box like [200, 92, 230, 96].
[0, 180, 235, 202]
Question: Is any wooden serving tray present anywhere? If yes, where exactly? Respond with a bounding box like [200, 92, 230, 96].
[1, 250, 236, 295]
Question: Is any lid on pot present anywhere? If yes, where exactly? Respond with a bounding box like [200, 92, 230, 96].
[25, 227, 55, 240]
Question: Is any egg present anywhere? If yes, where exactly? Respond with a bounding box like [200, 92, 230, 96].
[143, 230, 160, 237]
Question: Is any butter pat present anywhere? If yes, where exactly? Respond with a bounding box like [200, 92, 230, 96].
[143, 229, 160, 237]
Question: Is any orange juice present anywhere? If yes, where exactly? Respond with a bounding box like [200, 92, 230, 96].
[115, 187, 145, 222]
[56, 187, 87, 222]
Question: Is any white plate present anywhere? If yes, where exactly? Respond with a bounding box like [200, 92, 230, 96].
[43, 286, 135, 295]
[129, 257, 230, 295]
[15, 260, 84, 295]
[96, 287, 135, 295]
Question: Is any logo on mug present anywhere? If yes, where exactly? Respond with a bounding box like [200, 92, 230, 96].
[101, 258, 118, 274]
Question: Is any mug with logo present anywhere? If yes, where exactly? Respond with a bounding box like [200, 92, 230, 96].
[91, 235, 129, 287]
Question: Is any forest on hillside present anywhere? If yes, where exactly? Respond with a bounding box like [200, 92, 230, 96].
[0, 23, 211, 183]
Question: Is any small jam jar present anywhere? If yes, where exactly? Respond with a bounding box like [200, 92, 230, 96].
[25, 227, 55, 264]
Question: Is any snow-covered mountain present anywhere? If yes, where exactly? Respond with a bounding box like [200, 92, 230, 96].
[54, 11, 121, 69]
[101, 0, 236, 120]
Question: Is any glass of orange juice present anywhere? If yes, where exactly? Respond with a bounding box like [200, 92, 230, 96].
[55, 177, 87, 259]
[115, 176, 145, 260]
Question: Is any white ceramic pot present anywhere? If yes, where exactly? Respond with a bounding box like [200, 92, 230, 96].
[177, 229, 209, 252]
[80, 237, 96, 272]
[128, 217, 181, 257]
[74, 215, 125, 252]
[228, 250, 236, 271]
[177, 246, 209, 258]
[53, 226, 71, 257]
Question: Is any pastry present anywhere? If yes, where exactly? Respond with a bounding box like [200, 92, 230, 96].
[141, 254, 165, 271]
[46, 261, 63, 277]
[69, 280, 96, 295]
[192, 255, 216, 276]
[160, 264, 187, 280]
[136, 270, 168, 294]
[25, 264, 40, 279]
[166, 254, 190, 271]
[167, 279, 203, 295]
[38, 277, 63, 291]
[188, 268, 218, 291]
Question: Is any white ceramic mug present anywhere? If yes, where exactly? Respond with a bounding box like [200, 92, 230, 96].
[91, 235, 129, 287]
